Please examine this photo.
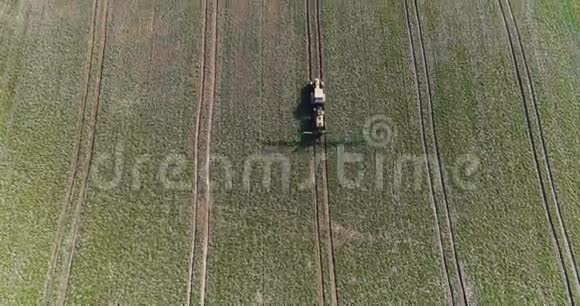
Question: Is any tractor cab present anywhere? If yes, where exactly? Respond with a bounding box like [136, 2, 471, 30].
[309, 79, 326, 134]
[310, 78, 325, 105]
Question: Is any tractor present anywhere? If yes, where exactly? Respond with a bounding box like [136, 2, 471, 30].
[309, 78, 326, 135]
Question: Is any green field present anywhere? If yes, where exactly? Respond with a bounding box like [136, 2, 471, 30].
[0, 0, 578, 304]
[323, 0, 448, 303]
[205, 1, 320, 304]
[417, 0, 576, 303]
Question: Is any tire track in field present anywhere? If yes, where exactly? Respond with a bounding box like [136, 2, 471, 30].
[497, 0, 578, 302]
[317, 141, 338, 306]
[304, 0, 325, 304]
[42, 0, 99, 303]
[312, 0, 338, 304]
[411, 0, 468, 304]
[57, 0, 110, 303]
[314, 0, 324, 80]
[186, 0, 209, 303]
[199, 0, 219, 304]
[403, 0, 454, 304]
[310, 151, 326, 306]
[508, 0, 580, 287]
[258, 0, 266, 297]
[505, 0, 580, 290]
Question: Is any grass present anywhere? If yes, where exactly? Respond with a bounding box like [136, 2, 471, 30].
[418, 0, 573, 303]
[0, 0, 577, 303]
[61, 0, 202, 303]
[205, 0, 318, 303]
[0, 6, 26, 139]
[509, 0, 579, 298]
[562, 0, 579, 29]
[322, 0, 448, 303]
[0, 1, 92, 303]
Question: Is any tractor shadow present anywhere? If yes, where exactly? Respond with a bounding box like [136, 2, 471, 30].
[294, 84, 316, 149]
[261, 84, 322, 152]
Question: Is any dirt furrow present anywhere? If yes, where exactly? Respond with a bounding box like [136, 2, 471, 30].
[186, 0, 209, 304]
[186, 0, 219, 304]
[504, 0, 579, 289]
[311, 149, 326, 306]
[497, 0, 576, 303]
[199, 0, 219, 304]
[313, 0, 338, 304]
[42, 0, 99, 302]
[412, 0, 468, 303]
[318, 138, 338, 306]
[403, 0, 454, 304]
[314, 0, 324, 80]
[57, 0, 110, 303]
[305, 0, 326, 304]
